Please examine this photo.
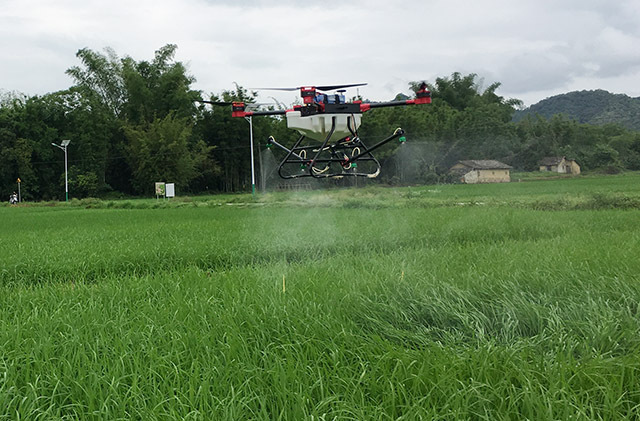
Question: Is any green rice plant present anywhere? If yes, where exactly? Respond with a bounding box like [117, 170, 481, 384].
[1, 176, 640, 419]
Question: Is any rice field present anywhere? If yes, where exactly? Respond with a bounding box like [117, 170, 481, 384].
[1, 174, 640, 419]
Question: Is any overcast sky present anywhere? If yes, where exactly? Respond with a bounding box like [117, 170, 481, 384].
[1, 0, 639, 107]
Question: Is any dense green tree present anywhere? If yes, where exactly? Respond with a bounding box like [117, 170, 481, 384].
[0, 130, 35, 200]
[66, 47, 125, 117]
[42, 89, 115, 194]
[66, 44, 215, 195]
[121, 44, 200, 124]
[124, 112, 203, 194]
[586, 143, 622, 171]
[0, 93, 67, 199]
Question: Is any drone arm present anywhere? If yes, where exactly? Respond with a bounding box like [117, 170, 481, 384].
[366, 100, 413, 110]
[243, 109, 287, 117]
[358, 87, 431, 112]
[360, 98, 432, 112]
[197, 100, 277, 118]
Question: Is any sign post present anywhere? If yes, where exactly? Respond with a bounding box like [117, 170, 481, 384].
[165, 183, 175, 198]
[17, 178, 21, 202]
[155, 182, 166, 199]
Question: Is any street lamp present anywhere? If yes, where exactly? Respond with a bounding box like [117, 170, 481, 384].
[244, 115, 257, 197]
[52, 139, 71, 201]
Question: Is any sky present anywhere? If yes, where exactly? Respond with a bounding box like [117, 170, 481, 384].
[1, 0, 639, 107]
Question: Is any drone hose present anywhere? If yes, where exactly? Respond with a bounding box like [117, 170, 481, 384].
[367, 167, 381, 178]
[312, 165, 330, 174]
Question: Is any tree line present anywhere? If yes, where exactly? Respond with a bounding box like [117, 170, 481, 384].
[2, 45, 639, 200]
[513, 90, 640, 131]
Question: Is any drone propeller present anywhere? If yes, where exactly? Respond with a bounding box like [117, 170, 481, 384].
[197, 100, 234, 106]
[315, 83, 367, 91]
[254, 83, 367, 92]
[197, 100, 275, 109]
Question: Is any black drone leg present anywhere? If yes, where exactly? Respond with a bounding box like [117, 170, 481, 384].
[350, 128, 405, 164]
[277, 134, 307, 179]
[309, 116, 337, 178]
[269, 136, 305, 161]
[346, 137, 382, 177]
[268, 123, 405, 179]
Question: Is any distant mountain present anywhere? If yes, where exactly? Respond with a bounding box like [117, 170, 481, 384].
[513, 90, 640, 131]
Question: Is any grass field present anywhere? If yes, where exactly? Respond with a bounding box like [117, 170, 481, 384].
[2, 174, 640, 419]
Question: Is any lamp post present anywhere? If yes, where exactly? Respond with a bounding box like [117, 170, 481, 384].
[52, 139, 71, 201]
[244, 116, 256, 197]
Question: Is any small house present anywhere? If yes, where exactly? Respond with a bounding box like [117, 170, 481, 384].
[450, 160, 512, 184]
[538, 157, 581, 174]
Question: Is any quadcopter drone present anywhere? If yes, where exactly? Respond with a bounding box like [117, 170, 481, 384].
[200, 83, 431, 179]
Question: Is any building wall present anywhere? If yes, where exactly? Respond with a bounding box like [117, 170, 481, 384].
[539, 159, 581, 174]
[540, 160, 565, 173]
[462, 169, 510, 184]
[568, 161, 581, 175]
[462, 170, 479, 184]
[478, 169, 510, 183]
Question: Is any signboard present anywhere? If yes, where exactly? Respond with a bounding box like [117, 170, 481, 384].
[165, 183, 175, 198]
[155, 182, 165, 198]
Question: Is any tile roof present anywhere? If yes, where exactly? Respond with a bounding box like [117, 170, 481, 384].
[456, 160, 513, 170]
[538, 157, 565, 166]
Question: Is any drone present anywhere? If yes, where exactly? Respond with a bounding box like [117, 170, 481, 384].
[200, 83, 431, 179]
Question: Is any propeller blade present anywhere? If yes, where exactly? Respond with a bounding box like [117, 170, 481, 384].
[253, 83, 367, 92]
[196, 100, 234, 106]
[245, 102, 275, 109]
[252, 87, 299, 91]
[315, 83, 367, 91]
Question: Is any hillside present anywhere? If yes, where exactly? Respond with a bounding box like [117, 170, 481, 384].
[513, 90, 640, 131]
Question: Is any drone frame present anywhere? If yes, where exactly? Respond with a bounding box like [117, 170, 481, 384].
[267, 119, 406, 179]
[199, 83, 430, 179]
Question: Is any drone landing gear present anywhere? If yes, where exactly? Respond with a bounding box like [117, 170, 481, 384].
[268, 118, 405, 179]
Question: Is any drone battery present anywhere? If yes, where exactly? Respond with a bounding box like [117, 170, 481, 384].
[311, 94, 347, 104]
[325, 94, 345, 104]
[324, 103, 360, 113]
